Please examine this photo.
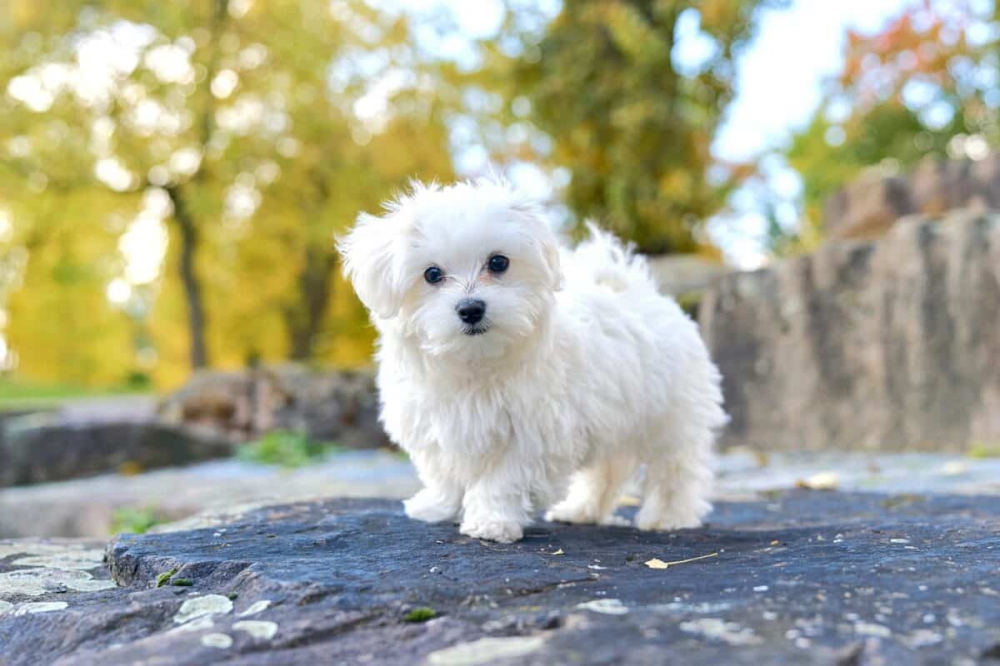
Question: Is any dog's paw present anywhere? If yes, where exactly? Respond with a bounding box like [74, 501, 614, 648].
[459, 519, 523, 543]
[404, 490, 458, 524]
[636, 514, 703, 531]
[544, 503, 597, 525]
[635, 500, 711, 532]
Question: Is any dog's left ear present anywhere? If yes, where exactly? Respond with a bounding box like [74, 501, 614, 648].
[513, 201, 564, 292]
[541, 234, 564, 292]
[337, 211, 410, 319]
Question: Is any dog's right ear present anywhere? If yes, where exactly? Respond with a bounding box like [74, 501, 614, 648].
[337, 211, 409, 319]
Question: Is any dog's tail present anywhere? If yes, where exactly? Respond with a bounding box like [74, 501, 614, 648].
[567, 222, 660, 294]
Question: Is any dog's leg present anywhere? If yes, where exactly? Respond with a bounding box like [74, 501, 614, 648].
[545, 457, 634, 526]
[459, 458, 531, 543]
[635, 424, 715, 531]
[404, 448, 463, 524]
[404, 483, 463, 524]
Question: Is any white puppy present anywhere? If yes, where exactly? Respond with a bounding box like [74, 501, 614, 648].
[339, 178, 727, 543]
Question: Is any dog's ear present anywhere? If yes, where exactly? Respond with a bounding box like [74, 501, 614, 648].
[542, 236, 564, 292]
[338, 211, 409, 319]
[513, 200, 564, 292]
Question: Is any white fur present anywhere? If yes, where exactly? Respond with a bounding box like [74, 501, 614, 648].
[339, 178, 727, 543]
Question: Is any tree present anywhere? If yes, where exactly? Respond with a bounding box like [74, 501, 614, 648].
[512, 0, 780, 254]
[786, 0, 998, 233]
[0, 0, 455, 386]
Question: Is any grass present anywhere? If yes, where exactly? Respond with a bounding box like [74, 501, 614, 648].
[968, 442, 1000, 459]
[111, 507, 164, 535]
[403, 607, 437, 623]
[156, 568, 179, 587]
[0, 379, 151, 410]
[237, 429, 344, 468]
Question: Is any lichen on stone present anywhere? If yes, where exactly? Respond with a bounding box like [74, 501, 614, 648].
[174, 595, 234, 625]
[12, 601, 69, 616]
[426, 636, 546, 666]
[237, 600, 271, 617]
[233, 620, 278, 640]
[200, 633, 233, 649]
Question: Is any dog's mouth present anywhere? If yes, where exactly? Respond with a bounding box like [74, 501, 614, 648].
[463, 323, 490, 336]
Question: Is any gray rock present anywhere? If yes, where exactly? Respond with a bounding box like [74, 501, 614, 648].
[0, 451, 420, 539]
[0, 407, 233, 487]
[700, 212, 1000, 451]
[157, 365, 388, 449]
[645, 254, 729, 297]
[824, 153, 1000, 239]
[823, 171, 915, 240]
[1, 492, 999, 665]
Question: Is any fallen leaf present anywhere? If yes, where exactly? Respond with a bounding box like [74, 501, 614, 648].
[796, 471, 840, 491]
[550, 549, 564, 556]
[644, 552, 718, 570]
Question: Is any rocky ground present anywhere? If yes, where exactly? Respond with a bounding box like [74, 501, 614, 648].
[3, 448, 999, 539]
[2, 492, 999, 665]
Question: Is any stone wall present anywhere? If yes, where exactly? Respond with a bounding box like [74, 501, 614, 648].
[700, 212, 1000, 451]
[157, 365, 388, 449]
[824, 153, 1000, 239]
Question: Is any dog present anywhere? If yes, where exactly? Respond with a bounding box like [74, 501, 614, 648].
[338, 177, 727, 543]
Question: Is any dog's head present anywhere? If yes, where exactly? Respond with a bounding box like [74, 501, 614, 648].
[338, 178, 563, 360]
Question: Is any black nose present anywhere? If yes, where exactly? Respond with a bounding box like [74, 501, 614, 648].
[456, 298, 486, 325]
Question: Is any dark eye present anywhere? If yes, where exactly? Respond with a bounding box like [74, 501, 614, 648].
[488, 255, 509, 274]
[424, 266, 444, 284]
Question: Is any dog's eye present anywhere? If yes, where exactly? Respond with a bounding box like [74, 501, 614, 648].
[488, 255, 509, 274]
[424, 266, 444, 285]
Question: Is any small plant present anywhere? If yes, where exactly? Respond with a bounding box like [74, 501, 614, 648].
[403, 607, 437, 623]
[156, 568, 179, 587]
[968, 442, 1000, 459]
[237, 430, 343, 468]
[112, 507, 163, 535]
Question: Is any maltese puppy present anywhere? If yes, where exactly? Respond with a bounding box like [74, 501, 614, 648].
[339, 178, 726, 543]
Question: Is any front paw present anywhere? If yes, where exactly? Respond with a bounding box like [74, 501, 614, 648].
[404, 489, 458, 524]
[459, 519, 523, 543]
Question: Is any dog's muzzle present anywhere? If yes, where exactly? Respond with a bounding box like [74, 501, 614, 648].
[456, 298, 488, 335]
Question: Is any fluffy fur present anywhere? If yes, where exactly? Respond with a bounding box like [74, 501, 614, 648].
[339, 177, 727, 543]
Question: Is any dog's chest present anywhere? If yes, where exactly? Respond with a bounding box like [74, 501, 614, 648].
[420, 390, 510, 451]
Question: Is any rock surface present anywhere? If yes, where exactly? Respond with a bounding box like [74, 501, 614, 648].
[701, 212, 1000, 452]
[0, 399, 233, 487]
[0, 450, 420, 539]
[645, 254, 728, 297]
[157, 365, 388, 449]
[2, 492, 999, 665]
[5, 448, 1000, 540]
[824, 153, 1000, 239]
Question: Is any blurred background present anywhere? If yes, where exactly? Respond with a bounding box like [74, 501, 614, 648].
[2, 0, 999, 538]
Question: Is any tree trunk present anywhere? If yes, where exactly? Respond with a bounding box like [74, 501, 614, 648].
[165, 185, 210, 370]
[286, 246, 336, 362]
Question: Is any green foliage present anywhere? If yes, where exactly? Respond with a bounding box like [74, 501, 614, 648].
[968, 442, 1000, 459]
[403, 607, 437, 623]
[516, 0, 780, 254]
[155, 568, 179, 587]
[237, 429, 341, 468]
[0, 378, 146, 408]
[112, 507, 163, 535]
[0, 0, 454, 388]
